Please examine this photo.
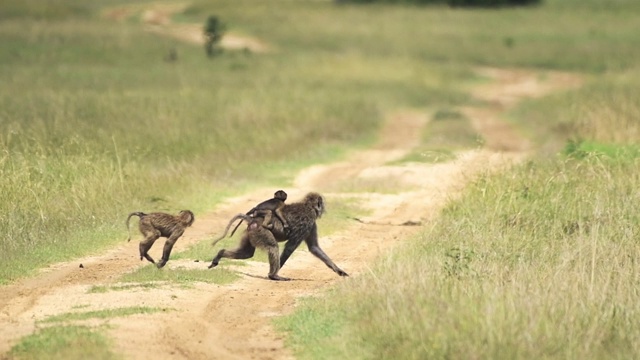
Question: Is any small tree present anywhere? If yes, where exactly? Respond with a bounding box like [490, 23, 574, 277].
[204, 15, 225, 57]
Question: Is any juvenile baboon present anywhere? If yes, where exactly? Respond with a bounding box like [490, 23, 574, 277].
[255, 189, 288, 229]
[210, 213, 289, 281]
[209, 192, 348, 280]
[226, 190, 289, 239]
[126, 210, 195, 268]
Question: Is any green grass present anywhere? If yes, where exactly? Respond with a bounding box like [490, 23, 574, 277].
[3, 0, 640, 358]
[564, 140, 640, 160]
[263, 1, 640, 358]
[4, 0, 640, 283]
[0, 2, 397, 283]
[278, 156, 640, 359]
[8, 325, 119, 360]
[88, 282, 161, 293]
[510, 69, 640, 155]
[398, 108, 483, 164]
[41, 306, 167, 323]
[118, 266, 239, 285]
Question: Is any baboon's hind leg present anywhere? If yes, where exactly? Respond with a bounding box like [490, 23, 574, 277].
[262, 211, 274, 229]
[139, 231, 160, 264]
[274, 207, 288, 229]
[208, 239, 256, 269]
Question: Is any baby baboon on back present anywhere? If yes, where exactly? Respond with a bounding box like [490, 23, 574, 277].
[210, 192, 348, 280]
[126, 210, 195, 268]
[226, 190, 289, 239]
[254, 189, 288, 230]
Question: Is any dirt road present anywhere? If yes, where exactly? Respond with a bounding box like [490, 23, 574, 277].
[0, 66, 581, 359]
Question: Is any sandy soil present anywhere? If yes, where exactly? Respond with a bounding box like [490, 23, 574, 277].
[0, 5, 583, 359]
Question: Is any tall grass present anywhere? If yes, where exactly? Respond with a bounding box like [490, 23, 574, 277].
[1, 0, 479, 283]
[2, 0, 640, 358]
[510, 69, 640, 155]
[279, 156, 640, 359]
[189, 0, 640, 73]
[268, 1, 640, 358]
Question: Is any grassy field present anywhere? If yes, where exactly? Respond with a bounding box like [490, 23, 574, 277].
[272, 1, 640, 359]
[3, 0, 640, 358]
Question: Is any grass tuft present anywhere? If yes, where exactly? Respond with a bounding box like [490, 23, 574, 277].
[41, 306, 168, 323]
[119, 266, 239, 285]
[8, 325, 119, 360]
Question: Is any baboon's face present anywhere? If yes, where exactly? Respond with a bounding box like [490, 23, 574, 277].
[274, 190, 287, 201]
[305, 193, 325, 218]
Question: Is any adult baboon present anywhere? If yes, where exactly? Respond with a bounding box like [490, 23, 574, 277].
[224, 190, 289, 240]
[209, 192, 348, 280]
[126, 210, 195, 268]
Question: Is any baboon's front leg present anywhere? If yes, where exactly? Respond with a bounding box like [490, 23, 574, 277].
[157, 234, 181, 268]
[305, 229, 349, 277]
[279, 237, 304, 268]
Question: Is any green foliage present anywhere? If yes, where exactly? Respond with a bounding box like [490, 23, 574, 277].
[204, 15, 225, 57]
[9, 326, 118, 360]
[563, 140, 640, 160]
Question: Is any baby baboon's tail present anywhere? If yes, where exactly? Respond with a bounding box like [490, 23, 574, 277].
[125, 212, 146, 242]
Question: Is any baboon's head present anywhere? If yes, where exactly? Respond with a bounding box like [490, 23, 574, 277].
[304, 192, 325, 219]
[179, 210, 195, 227]
[274, 190, 287, 201]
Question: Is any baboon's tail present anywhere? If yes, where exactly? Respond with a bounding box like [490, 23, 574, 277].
[211, 213, 252, 247]
[126, 212, 146, 242]
[229, 209, 254, 238]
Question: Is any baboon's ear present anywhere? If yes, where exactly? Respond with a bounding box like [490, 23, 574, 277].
[315, 195, 325, 217]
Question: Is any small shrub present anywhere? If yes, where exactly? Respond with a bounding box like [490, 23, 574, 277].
[204, 15, 225, 57]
